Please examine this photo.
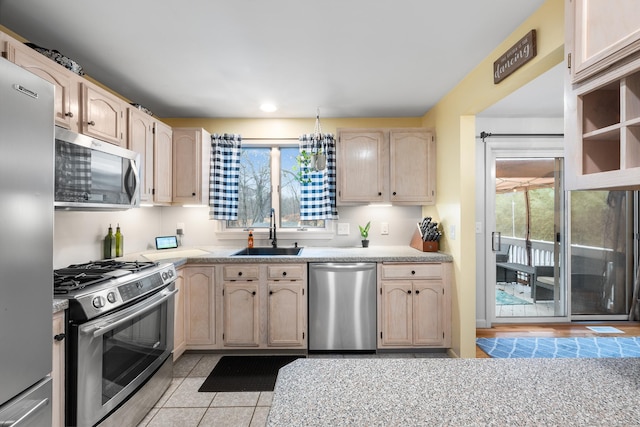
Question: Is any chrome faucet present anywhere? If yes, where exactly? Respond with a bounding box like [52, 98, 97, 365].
[269, 208, 277, 248]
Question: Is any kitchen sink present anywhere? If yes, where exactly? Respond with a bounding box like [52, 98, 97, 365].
[231, 247, 303, 256]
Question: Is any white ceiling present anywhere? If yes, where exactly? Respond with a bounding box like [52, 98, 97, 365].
[0, 0, 560, 119]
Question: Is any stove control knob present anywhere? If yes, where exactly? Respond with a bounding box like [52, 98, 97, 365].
[162, 272, 168, 280]
[107, 292, 117, 303]
[92, 296, 106, 309]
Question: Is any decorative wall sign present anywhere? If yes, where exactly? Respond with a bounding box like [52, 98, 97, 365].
[493, 30, 537, 84]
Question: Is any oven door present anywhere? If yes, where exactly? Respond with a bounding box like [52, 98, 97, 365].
[73, 284, 176, 427]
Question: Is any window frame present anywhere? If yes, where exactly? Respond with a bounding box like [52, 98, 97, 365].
[215, 139, 334, 241]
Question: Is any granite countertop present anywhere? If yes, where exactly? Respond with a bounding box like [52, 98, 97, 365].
[268, 357, 640, 426]
[53, 298, 68, 314]
[126, 245, 453, 265]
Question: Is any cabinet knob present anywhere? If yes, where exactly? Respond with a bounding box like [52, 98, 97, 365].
[378, 192, 382, 196]
[88, 120, 95, 126]
[192, 192, 196, 196]
[393, 191, 397, 196]
[54, 333, 66, 342]
[282, 271, 287, 276]
[65, 112, 74, 118]
[411, 270, 416, 275]
[269, 290, 273, 295]
[415, 290, 420, 294]
[407, 290, 412, 294]
[252, 291, 256, 296]
[238, 271, 243, 276]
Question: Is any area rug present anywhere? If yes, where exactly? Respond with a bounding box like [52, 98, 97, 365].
[496, 289, 532, 305]
[586, 326, 624, 333]
[476, 337, 640, 358]
[198, 355, 302, 392]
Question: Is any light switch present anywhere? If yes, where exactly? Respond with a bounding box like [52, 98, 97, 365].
[380, 222, 389, 235]
[337, 223, 350, 235]
[449, 225, 456, 240]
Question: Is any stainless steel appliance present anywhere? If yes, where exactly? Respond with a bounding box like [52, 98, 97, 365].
[0, 58, 54, 426]
[54, 260, 177, 427]
[54, 127, 140, 210]
[308, 263, 377, 351]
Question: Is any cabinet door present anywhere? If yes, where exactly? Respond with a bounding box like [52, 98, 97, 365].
[81, 82, 125, 145]
[389, 130, 436, 204]
[267, 282, 306, 347]
[52, 311, 65, 427]
[153, 121, 173, 204]
[173, 269, 186, 360]
[6, 41, 77, 130]
[128, 108, 154, 203]
[337, 130, 387, 203]
[223, 282, 260, 347]
[379, 281, 413, 346]
[571, 0, 640, 83]
[412, 281, 445, 346]
[185, 266, 216, 346]
[172, 128, 211, 205]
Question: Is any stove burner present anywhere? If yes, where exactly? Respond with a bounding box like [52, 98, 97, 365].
[53, 260, 158, 294]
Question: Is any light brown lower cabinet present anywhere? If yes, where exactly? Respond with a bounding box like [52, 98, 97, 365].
[378, 263, 451, 348]
[223, 281, 261, 347]
[183, 266, 216, 349]
[52, 310, 65, 427]
[173, 267, 186, 361]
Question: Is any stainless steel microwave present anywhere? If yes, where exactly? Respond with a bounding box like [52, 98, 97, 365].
[54, 127, 140, 210]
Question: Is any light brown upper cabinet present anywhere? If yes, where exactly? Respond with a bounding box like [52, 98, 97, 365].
[172, 128, 211, 205]
[81, 81, 126, 146]
[127, 108, 155, 203]
[565, 0, 640, 190]
[153, 121, 173, 204]
[4, 40, 79, 131]
[569, 0, 640, 84]
[337, 128, 435, 205]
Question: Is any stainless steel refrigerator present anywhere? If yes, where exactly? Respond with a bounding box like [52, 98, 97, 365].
[0, 58, 54, 426]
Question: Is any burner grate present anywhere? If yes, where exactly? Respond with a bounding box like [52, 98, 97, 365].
[53, 260, 158, 294]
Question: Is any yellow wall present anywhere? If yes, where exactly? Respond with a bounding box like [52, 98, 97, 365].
[421, 0, 564, 357]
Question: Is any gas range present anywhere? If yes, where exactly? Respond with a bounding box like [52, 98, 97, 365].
[54, 260, 176, 321]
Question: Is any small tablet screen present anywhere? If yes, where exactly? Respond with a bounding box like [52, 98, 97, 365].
[155, 236, 178, 250]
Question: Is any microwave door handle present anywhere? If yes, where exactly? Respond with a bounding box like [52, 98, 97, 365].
[84, 288, 178, 338]
[124, 159, 139, 200]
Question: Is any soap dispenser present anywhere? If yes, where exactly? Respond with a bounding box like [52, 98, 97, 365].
[247, 230, 254, 248]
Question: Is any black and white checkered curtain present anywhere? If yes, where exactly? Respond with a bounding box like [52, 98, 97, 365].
[298, 134, 338, 220]
[209, 133, 242, 220]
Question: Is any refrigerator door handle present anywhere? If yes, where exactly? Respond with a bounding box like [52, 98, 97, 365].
[0, 397, 49, 427]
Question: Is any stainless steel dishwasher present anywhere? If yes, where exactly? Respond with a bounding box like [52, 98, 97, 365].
[308, 262, 377, 352]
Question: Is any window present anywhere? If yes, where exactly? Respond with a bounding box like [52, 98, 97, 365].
[226, 142, 325, 230]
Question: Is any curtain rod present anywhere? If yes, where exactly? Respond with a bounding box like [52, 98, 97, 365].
[479, 131, 564, 141]
[242, 137, 299, 141]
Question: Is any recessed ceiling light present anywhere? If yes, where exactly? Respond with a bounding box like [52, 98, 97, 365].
[260, 103, 277, 113]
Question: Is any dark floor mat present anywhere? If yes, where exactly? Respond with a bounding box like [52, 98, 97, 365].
[198, 355, 303, 392]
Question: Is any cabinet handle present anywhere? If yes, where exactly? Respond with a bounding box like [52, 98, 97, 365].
[54, 333, 66, 342]
[269, 290, 273, 295]
[282, 271, 287, 276]
[252, 291, 256, 296]
[407, 290, 412, 294]
[192, 192, 196, 196]
[88, 120, 95, 126]
[378, 192, 382, 196]
[415, 290, 420, 294]
[65, 112, 74, 117]
[393, 191, 397, 195]
[411, 270, 416, 275]
[238, 271, 243, 276]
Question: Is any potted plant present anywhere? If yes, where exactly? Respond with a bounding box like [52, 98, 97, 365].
[359, 221, 371, 247]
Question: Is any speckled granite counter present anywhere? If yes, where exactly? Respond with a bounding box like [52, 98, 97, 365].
[126, 245, 452, 265]
[267, 357, 640, 426]
[53, 298, 68, 313]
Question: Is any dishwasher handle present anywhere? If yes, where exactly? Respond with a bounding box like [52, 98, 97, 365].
[310, 262, 376, 272]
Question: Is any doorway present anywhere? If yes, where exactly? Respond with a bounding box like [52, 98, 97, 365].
[482, 137, 566, 325]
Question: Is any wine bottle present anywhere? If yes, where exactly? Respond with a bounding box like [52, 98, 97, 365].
[104, 225, 115, 259]
[115, 224, 123, 257]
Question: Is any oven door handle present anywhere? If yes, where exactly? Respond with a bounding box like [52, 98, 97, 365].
[82, 288, 178, 338]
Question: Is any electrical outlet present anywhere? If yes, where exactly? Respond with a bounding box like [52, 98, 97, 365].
[337, 223, 350, 235]
[380, 222, 389, 235]
[177, 222, 185, 234]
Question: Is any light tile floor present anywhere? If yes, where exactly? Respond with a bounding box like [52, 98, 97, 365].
[137, 351, 449, 427]
[495, 281, 556, 317]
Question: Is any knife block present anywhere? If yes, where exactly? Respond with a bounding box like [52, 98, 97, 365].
[410, 229, 439, 252]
